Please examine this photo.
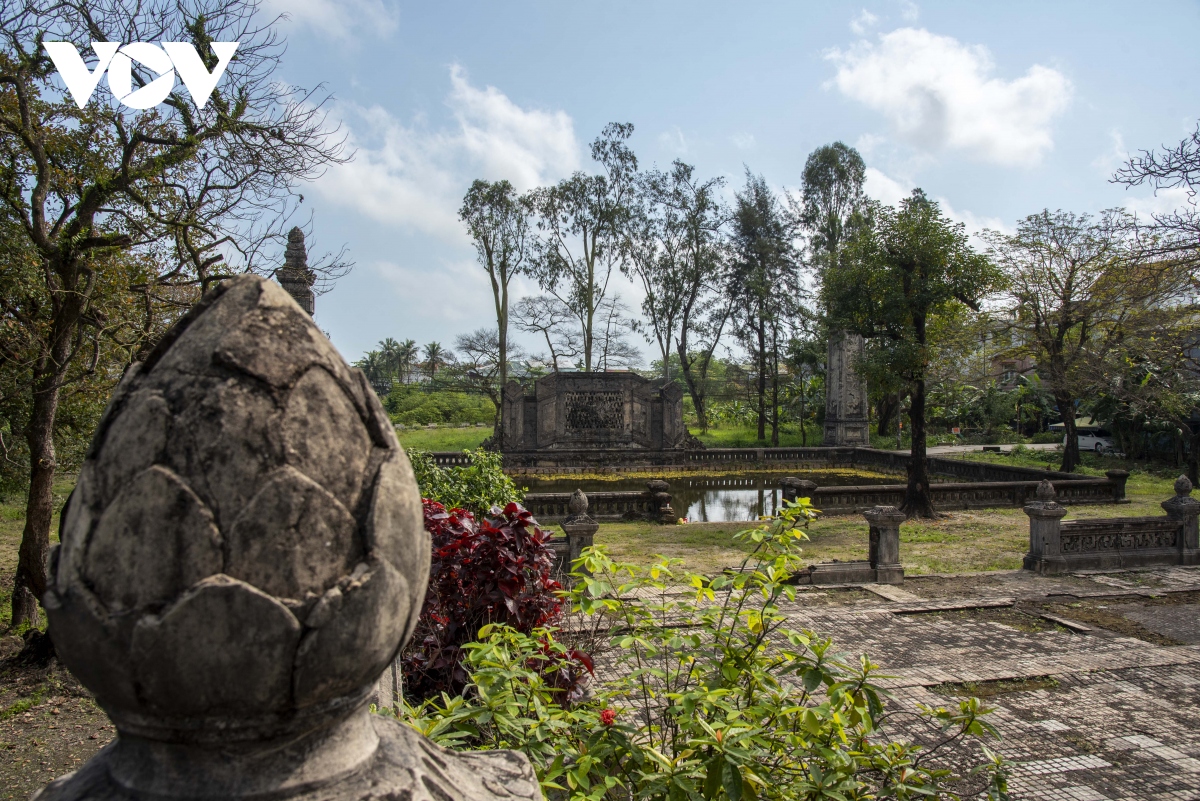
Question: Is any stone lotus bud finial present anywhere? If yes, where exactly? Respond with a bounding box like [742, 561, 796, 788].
[568, 488, 588, 517]
[1176, 475, 1193, 497]
[37, 276, 537, 801]
[1036, 479, 1056, 502]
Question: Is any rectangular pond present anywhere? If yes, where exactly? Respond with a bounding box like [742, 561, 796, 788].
[519, 471, 902, 522]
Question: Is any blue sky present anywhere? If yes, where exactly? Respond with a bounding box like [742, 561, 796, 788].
[264, 0, 1200, 363]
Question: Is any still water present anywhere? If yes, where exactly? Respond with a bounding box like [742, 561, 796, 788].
[519, 471, 901, 522]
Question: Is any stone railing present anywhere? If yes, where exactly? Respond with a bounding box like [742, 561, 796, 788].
[1023, 477, 1200, 574]
[788, 475, 1126, 515]
[524, 480, 676, 523]
[427, 451, 473, 467]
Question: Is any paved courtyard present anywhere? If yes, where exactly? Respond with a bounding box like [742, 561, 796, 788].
[776, 567, 1200, 800]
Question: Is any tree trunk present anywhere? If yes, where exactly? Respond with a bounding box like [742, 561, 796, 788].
[1188, 424, 1200, 486]
[901, 376, 937, 518]
[1055, 393, 1079, 472]
[876, 394, 896, 437]
[770, 327, 779, 447]
[799, 387, 807, 446]
[756, 320, 766, 442]
[13, 377, 61, 628]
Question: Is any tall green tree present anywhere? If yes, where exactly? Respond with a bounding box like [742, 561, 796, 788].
[424, 342, 449, 380]
[727, 171, 801, 445]
[828, 190, 1001, 517]
[459, 180, 530, 417]
[797, 142, 868, 278]
[626, 160, 730, 428]
[983, 210, 1189, 472]
[378, 337, 401, 384]
[398, 339, 419, 384]
[529, 123, 638, 371]
[0, 1, 345, 626]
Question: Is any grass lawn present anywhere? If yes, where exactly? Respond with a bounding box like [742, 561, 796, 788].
[0, 479, 71, 632]
[594, 471, 1179, 577]
[693, 424, 822, 448]
[395, 427, 490, 452]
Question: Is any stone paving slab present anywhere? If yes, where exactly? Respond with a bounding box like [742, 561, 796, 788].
[775, 567, 1200, 800]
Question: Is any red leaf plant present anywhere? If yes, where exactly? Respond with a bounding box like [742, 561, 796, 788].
[402, 499, 591, 703]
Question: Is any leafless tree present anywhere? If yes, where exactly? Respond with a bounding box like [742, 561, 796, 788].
[451, 328, 525, 427]
[512, 294, 582, 372]
[0, 0, 349, 626]
[593, 296, 641, 371]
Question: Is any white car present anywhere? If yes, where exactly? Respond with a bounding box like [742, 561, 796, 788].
[1068, 428, 1115, 454]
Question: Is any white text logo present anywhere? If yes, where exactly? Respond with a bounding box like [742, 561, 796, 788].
[44, 42, 239, 110]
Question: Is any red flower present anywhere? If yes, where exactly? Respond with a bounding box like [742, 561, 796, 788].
[600, 709, 616, 727]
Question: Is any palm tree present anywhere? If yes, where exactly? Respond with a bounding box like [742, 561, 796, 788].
[355, 350, 390, 395]
[378, 337, 401, 386]
[398, 339, 418, 384]
[424, 341, 447, 380]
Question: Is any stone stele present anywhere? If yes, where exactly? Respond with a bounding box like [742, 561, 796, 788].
[36, 275, 539, 801]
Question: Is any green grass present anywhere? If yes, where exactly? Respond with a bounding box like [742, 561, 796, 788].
[693, 424, 823, 448]
[0, 477, 72, 632]
[395, 427, 490, 452]
[592, 475, 1178, 577]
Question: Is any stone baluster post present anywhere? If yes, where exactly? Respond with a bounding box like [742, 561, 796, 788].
[780, 477, 818, 505]
[862, 505, 905, 584]
[1161, 475, 1200, 565]
[646, 480, 676, 524]
[561, 489, 600, 577]
[1022, 479, 1068, 575]
[1106, 469, 1130, 503]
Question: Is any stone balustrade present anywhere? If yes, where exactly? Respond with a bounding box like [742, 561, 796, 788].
[524, 481, 675, 523]
[1023, 477, 1200, 574]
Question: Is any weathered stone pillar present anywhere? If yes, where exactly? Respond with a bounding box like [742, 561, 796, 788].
[37, 275, 538, 801]
[560, 489, 599, 576]
[1106, 469, 1130, 503]
[780, 477, 818, 505]
[1022, 479, 1069, 575]
[1162, 475, 1200, 565]
[862, 505, 905, 584]
[824, 331, 869, 446]
[501, 379, 524, 450]
[276, 226, 315, 315]
[646, 479, 676, 524]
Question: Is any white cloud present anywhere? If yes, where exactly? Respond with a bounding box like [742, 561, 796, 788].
[315, 65, 580, 241]
[864, 166, 911, 207]
[1092, 129, 1127, 174]
[864, 167, 1010, 240]
[850, 9, 879, 35]
[264, 0, 399, 39]
[827, 28, 1072, 165]
[1122, 186, 1194, 219]
[897, 0, 919, 22]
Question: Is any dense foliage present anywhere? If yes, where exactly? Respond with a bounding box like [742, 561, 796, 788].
[385, 385, 496, 427]
[400, 501, 1010, 800]
[402, 500, 585, 701]
[407, 448, 523, 517]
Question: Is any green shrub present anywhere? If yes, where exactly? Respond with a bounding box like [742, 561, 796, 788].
[408, 448, 523, 517]
[399, 501, 1010, 800]
[1031, 432, 1062, 444]
[386, 386, 496, 427]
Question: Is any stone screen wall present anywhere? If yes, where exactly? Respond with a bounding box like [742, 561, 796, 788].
[502, 371, 685, 453]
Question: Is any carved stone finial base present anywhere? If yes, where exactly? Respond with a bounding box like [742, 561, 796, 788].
[34, 709, 538, 801]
